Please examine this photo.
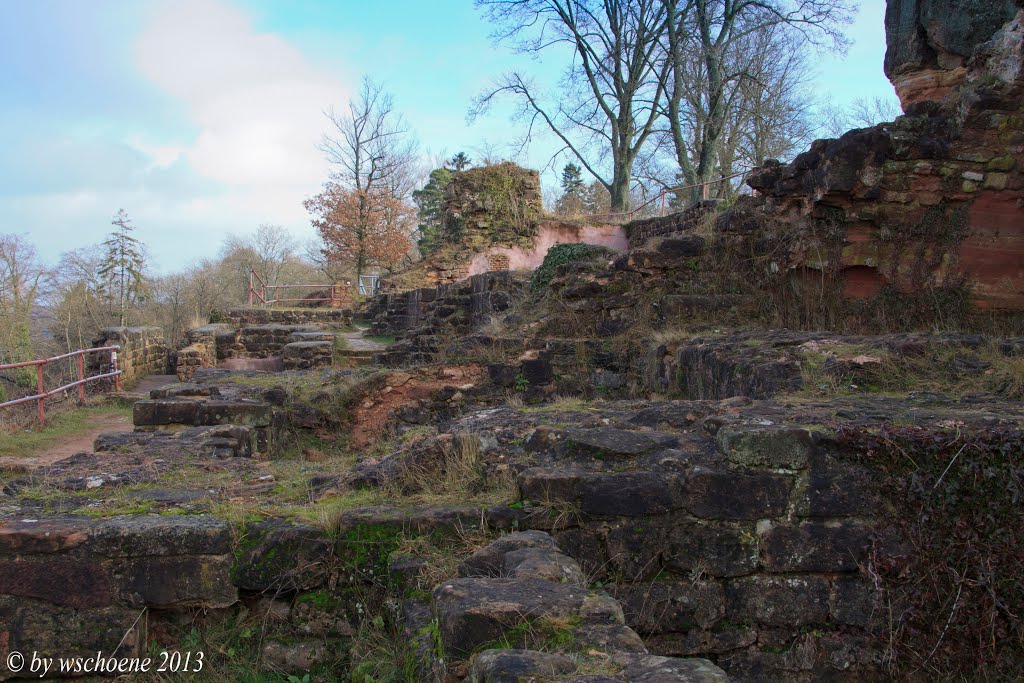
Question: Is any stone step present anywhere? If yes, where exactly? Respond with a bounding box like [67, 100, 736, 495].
[282, 341, 333, 370]
[95, 424, 259, 458]
[133, 398, 274, 428]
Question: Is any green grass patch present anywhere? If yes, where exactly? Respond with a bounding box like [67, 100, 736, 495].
[0, 403, 132, 459]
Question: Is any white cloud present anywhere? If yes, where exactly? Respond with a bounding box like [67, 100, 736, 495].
[133, 0, 347, 189]
[126, 136, 186, 170]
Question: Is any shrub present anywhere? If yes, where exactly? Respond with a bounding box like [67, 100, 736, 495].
[530, 243, 612, 292]
[842, 424, 1024, 679]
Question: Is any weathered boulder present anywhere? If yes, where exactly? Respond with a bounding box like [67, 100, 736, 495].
[133, 398, 273, 428]
[682, 466, 792, 520]
[433, 578, 623, 658]
[231, 519, 334, 592]
[468, 649, 577, 682]
[726, 575, 831, 627]
[665, 521, 759, 578]
[618, 655, 730, 683]
[0, 514, 238, 639]
[458, 530, 560, 577]
[759, 520, 871, 572]
[260, 638, 346, 674]
[527, 426, 662, 458]
[716, 423, 817, 469]
[94, 424, 258, 458]
[611, 581, 725, 634]
[518, 467, 682, 517]
[500, 547, 586, 585]
[0, 597, 145, 679]
[222, 307, 352, 328]
[282, 340, 334, 370]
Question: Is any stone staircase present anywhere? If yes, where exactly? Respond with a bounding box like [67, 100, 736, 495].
[174, 307, 387, 380]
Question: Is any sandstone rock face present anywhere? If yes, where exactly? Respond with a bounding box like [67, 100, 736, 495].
[221, 307, 352, 328]
[231, 519, 334, 592]
[132, 396, 282, 456]
[175, 308, 351, 380]
[435, 532, 728, 681]
[606, 6, 1024, 315]
[281, 340, 333, 370]
[884, 0, 1019, 106]
[747, 5, 1024, 311]
[465, 220, 628, 278]
[0, 515, 236, 678]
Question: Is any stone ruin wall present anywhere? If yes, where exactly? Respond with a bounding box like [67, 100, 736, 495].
[0, 421, 890, 682]
[4, 5, 1023, 682]
[744, 1, 1024, 310]
[611, 3, 1023, 313]
[884, 0, 1020, 107]
[626, 201, 720, 249]
[380, 162, 628, 291]
[89, 326, 169, 386]
[465, 220, 629, 276]
[363, 271, 525, 343]
[175, 308, 353, 381]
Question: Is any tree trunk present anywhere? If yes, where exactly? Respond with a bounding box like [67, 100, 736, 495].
[609, 173, 631, 213]
[609, 138, 633, 213]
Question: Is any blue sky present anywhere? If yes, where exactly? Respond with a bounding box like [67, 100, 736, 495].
[0, 0, 895, 273]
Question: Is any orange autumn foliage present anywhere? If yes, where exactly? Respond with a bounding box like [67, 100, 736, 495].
[304, 181, 414, 278]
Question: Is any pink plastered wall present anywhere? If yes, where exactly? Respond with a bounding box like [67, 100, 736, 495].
[468, 221, 628, 276]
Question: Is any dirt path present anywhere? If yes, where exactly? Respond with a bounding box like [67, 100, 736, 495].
[0, 374, 177, 474]
[0, 411, 134, 473]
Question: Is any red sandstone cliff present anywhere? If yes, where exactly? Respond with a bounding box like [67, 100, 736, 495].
[741, 3, 1024, 310]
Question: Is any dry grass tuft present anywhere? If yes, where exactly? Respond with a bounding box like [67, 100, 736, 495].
[383, 431, 517, 505]
[989, 355, 1024, 399]
[530, 495, 583, 531]
[394, 524, 493, 590]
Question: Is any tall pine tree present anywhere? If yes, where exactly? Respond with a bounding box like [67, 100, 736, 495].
[98, 209, 145, 326]
[555, 163, 586, 216]
[447, 152, 471, 171]
[412, 167, 453, 256]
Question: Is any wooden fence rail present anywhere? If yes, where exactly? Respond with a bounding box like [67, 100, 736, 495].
[0, 346, 122, 426]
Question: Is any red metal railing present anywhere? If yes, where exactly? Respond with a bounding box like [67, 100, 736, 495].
[248, 269, 352, 307]
[0, 346, 122, 426]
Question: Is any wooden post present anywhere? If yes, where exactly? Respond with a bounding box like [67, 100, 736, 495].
[112, 349, 121, 392]
[36, 363, 45, 427]
[661, 191, 667, 217]
[249, 271, 254, 306]
[77, 354, 85, 402]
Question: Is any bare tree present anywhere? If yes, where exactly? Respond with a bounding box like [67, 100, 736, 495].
[817, 94, 903, 138]
[474, 0, 670, 212]
[319, 77, 419, 200]
[220, 223, 302, 296]
[147, 273, 191, 347]
[314, 77, 419, 282]
[712, 25, 817, 200]
[662, 0, 853, 203]
[849, 95, 902, 127]
[50, 245, 113, 354]
[0, 234, 49, 370]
